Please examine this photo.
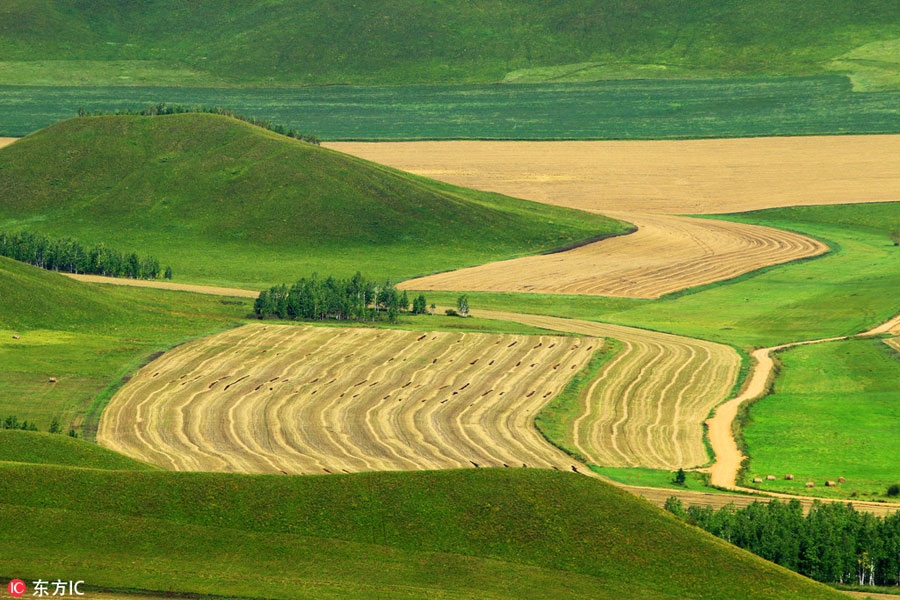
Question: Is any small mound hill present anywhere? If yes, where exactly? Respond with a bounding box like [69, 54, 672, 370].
[0, 465, 845, 599]
[0, 114, 627, 287]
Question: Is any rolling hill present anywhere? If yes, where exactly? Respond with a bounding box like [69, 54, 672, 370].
[0, 113, 627, 287]
[2, 1, 899, 87]
[0, 453, 846, 600]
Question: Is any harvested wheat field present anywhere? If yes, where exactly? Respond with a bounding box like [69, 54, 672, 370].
[400, 213, 825, 298]
[0, 137, 17, 149]
[98, 323, 599, 474]
[328, 136, 900, 297]
[327, 136, 900, 215]
[472, 310, 741, 469]
[884, 337, 900, 353]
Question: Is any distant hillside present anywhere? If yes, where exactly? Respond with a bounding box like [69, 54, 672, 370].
[0, 465, 846, 599]
[0, 114, 627, 287]
[1, 1, 898, 86]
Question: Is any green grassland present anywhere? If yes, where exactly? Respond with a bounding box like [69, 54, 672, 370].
[743, 337, 900, 501]
[424, 202, 900, 350]
[0, 114, 626, 287]
[5, 76, 900, 140]
[0, 429, 153, 470]
[3, 1, 899, 87]
[0, 457, 846, 600]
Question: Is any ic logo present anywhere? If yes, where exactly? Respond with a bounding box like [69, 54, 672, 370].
[8, 580, 26, 597]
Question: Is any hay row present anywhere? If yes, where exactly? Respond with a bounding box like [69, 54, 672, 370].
[98, 324, 599, 474]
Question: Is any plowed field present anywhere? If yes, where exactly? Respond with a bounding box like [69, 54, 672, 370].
[97, 324, 599, 474]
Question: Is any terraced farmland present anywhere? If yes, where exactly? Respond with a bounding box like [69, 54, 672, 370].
[98, 324, 599, 474]
[473, 311, 741, 469]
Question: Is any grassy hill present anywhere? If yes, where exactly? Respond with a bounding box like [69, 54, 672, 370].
[0, 113, 627, 287]
[0, 463, 845, 599]
[2, 1, 899, 87]
[0, 429, 154, 470]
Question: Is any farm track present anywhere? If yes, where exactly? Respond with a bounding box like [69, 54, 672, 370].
[328, 137, 900, 298]
[98, 324, 599, 474]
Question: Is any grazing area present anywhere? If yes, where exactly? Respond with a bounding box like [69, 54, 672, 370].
[475, 311, 740, 470]
[0, 462, 848, 600]
[0, 114, 625, 287]
[2, 1, 899, 87]
[7, 77, 900, 139]
[98, 324, 599, 474]
[743, 337, 900, 501]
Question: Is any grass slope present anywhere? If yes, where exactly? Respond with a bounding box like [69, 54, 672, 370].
[2, 1, 899, 86]
[744, 337, 900, 500]
[0, 429, 153, 470]
[423, 202, 900, 349]
[0, 464, 845, 600]
[0, 255, 247, 431]
[0, 113, 626, 287]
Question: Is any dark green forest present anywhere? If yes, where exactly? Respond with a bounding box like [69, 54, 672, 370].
[254, 273, 428, 323]
[665, 497, 900, 587]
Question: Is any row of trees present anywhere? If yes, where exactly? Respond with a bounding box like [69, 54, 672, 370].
[254, 273, 428, 324]
[0, 231, 172, 280]
[2, 415, 77, 437]
[665, 497, 900, 587]
[78, 103, 321, 145]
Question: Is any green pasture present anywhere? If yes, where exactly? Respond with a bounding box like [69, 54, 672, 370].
[4, 76, 900, 139]
[743, 337, 900, 501]
[0, 457, 846, 600]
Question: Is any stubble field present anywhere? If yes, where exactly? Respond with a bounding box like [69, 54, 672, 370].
[98, 324, 599, 474]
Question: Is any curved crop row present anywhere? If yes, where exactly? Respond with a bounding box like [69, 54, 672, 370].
[98, 324, 599, 474]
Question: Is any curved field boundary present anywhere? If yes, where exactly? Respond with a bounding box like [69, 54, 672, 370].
[705, 312, 900, 489]
[399, 213, 826, 298]
[64, 273, 259, 297]
[466, 309, 741, 469]
[0, 137, 17, 150]
[98, 324, 600, 474]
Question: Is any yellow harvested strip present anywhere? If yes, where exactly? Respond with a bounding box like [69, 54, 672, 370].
[0, 137, 18, 150]
[399, 213, 826, 298]
[885, 337, 900, 353]
[98, 324, 599, 474]
[467, 310, 741, 469]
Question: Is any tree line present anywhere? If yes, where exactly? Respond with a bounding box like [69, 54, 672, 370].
[254, 272, 429, 324]
[77, 103, 321, 145]
[0, 230, 172, 280]
[2, 415, 78, 437]
[664, 496, 900, 587]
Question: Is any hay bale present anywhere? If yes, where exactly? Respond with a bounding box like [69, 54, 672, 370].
[765, 475, 776, 481]
[12, 334, 19, 339]
[838, 476, 846, 483]
[48, 377, 57, 383]
[825, 480, 837, 487]
[753, 477, 763, 483]
[805, 481, 815, 488]
[785, 474, 794, 480]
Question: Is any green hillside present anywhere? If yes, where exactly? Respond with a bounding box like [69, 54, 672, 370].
[0, 429, 154, 470]
[0, 255, 247, 432]
[0, 465, 845, 599]
[2, 1, 899, 87]
[0, 113, 627, 287]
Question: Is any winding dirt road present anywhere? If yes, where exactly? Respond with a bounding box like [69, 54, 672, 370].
[705, 312, 900, 489]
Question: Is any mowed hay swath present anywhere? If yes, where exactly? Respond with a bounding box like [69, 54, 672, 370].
[399, 213, 826, 298]
[98, 324, 599, 474]
[473, 311, 741, 469]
